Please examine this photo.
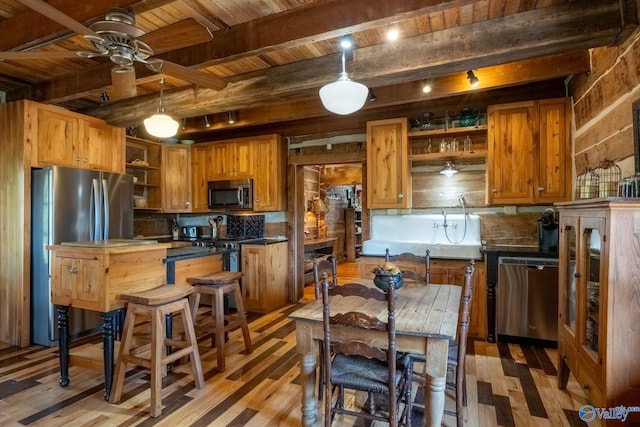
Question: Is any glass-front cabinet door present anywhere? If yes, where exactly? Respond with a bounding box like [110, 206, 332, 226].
[560, 217, 578, 337]
[580, 217, 605, 368]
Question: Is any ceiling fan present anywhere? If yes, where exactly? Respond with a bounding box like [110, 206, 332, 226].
[0, 0, 227, 100]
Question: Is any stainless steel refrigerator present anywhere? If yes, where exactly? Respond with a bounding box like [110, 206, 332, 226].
[31, 166, 134, 346]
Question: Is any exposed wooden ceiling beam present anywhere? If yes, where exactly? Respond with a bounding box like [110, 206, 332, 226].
[178, 52, 589, 137]
[1, 0, 142, 51]
[28, 0, 475, 103]
[84, 1, 629, 126]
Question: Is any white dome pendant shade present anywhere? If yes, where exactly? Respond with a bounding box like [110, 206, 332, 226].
[319, 51, 368, 115]
[144, 77, 179, 138]
[144, 113, 179, 138]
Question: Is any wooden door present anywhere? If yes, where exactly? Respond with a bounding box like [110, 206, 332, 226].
[366, 118, 410, 209]
[209, 142, 230, 180]
[233, 139, 254, 178]
[35, 107, 78, 167]
[242, 245, 265, 312]
[487, 101, 536, 204]
[163, 145, 191, 212]
[81, 120, 124, 173]
[191, 144, 213, 212]
[253, 137, 283, 211]
[536, 98, 570, 203]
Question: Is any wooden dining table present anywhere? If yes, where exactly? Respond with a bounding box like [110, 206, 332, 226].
[289, 280, 461, 427]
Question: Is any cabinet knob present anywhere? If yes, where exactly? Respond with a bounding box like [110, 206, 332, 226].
[185, 201, 190, 207]
[492, 188, 498, 193]
[398, 194, 404, 199]
[69, 267, 79, 274]
[537, 187, 544, 192]
[75, 156, 81, 161]
[573, 272, 580, 278]
[583, 383, 591, 391]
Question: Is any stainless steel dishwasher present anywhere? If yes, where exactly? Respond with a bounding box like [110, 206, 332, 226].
[497, 256, 559, 342]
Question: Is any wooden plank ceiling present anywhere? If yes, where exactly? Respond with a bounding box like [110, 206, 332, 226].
[0, 0, 636, 141]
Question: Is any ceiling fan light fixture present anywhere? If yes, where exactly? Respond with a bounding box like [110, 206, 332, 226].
[467, 70, 480, 87]
[144, 78, 178, 138]
[440, 161, 459, 177]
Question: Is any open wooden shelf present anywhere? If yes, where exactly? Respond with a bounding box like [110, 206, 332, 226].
[408, 124, 488, 138]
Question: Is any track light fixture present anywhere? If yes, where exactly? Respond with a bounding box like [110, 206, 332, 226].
[181, 118, 187, 130]
[368, 87, 377, 102]
[422, 78, 432, 93]
[227, 111, 236, 124]
[204, 115, 211, 128]
[466, 70, 479, 87]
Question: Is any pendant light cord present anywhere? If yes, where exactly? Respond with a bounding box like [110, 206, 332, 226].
[158, 77, 165, 113]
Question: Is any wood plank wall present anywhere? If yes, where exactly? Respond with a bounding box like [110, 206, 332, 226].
[571, 27, 640, 175]
[0, 100, 32, 346]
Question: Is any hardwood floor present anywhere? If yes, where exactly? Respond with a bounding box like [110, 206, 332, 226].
[0, 262, 591, 427]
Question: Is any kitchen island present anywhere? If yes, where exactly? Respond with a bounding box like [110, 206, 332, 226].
[48, 241, 170, 400]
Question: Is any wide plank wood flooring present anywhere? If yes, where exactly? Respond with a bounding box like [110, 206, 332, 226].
[0, 262, 591, 427]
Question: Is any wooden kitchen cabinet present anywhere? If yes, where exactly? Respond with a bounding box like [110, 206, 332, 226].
[191, 144, 214, 212]
[488, 98, 570, 205]
[556, 199, 640, 420]
[359, 256, 486, 338]
[190, 134, 285, 212]
[241, 241, 288, 313]
[125, 137, 162, 211]
[162, 144, 191, 212]
[366, 118, 411, 209]
[252, 134, 285, 212]
[32, 103, 125, 173]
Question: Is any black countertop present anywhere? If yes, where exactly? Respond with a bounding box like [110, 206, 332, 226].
[165, 246, 231, 262]
[482, 245, 558, 258]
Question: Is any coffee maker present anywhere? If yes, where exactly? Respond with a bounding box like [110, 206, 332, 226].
[537, 209, 559, 252]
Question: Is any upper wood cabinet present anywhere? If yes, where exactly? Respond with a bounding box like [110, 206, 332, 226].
[252, 135, 285, 212]
[190, 134, 285, 212]
[162, 145, 191, 213]
[487, 98, 570, 205]
[32, 103, 124, 174]
[191, 144, 214, 212]
[366, 118, 411, 209]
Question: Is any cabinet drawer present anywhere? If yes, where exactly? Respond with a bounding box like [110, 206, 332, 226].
[577, 353, 603, 407]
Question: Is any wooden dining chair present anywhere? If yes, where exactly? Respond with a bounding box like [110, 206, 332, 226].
[384, 248, 431, 283]
[312, 255, 338, 300]
[410, 260, 475, 427]
[321, 274, 412, 426]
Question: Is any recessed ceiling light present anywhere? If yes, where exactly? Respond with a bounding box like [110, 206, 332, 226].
[386, 28, 400, 41]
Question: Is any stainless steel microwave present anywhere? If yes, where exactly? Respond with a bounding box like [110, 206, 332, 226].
[208, 179, 253, 210]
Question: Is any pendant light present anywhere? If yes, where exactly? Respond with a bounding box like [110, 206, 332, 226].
[319, 36, 368, 115]
[144, 77, 179, 138]
[440, 161, 459, 177]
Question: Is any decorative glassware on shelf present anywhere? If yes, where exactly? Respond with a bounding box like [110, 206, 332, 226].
[619, 173, 640, 197]
[464, 135, 473, 151]
[439, 139, 448, 153]
[450, 137, 459, 151]
[426, 138, 432, 153]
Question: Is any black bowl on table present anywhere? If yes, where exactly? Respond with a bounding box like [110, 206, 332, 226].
[373, 273, 404, 292]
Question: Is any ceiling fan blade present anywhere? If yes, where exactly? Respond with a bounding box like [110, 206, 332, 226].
[138, 18, 213, 55]
[16, 0, 96, 37]
[0, 51, 79, 60]
[154, 60, 227, 90]
[111, 68, 137, 100]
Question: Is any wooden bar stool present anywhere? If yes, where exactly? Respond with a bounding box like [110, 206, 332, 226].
[187, 271, 252, 372]
[109, 285, 204, 417]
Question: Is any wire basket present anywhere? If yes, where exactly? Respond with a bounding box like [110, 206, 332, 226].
[594, 160, 621, 197]
[575, 168, 599, 199]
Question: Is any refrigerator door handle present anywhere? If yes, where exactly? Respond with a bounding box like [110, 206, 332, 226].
[102, 179, 109, 239]
[92, 178, 102, 240]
